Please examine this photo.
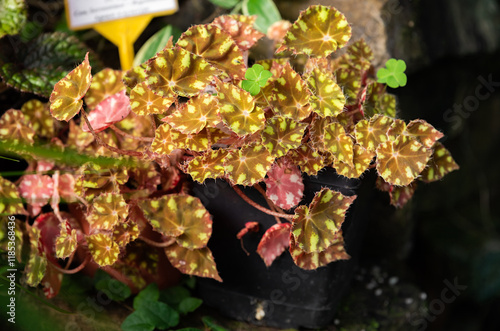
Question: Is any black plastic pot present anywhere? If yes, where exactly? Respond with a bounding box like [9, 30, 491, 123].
[192, 168, 375, 328]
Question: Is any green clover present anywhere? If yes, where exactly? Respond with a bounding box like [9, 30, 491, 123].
[242, 64, 273, 96]
[376, 58, 407, 88]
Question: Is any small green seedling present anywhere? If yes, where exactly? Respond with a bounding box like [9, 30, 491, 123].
[377, 58, 407, 88]
[242, 63, 273, 96]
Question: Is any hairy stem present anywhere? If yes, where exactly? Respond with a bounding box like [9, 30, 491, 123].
[232, 185, 294, 220]
[139, 235, 176, 248]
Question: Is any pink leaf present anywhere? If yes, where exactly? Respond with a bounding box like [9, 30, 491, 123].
[83, 90, 131, 132]
[265, 163, 304, 210]
[236, 221, 259, 240]
[18, 174, 54, 216]
[257, 223, 291, 267]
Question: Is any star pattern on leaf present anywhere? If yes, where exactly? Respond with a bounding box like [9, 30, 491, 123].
[257, 223, 291, 267]
[88, 193, 129, 231]
[187, 149, 228, 183]
[362, 82, 396, 118]
[139, 195, 212, 249]
[25, 227, 47, 286]
[84, 68, 125, 109]
[164, 244, 222, 282]
[123, 63, 148, 91]
[224, 144, 275, 186]
[87, 233, 120, 266]
[336, 38, 374, 71]
[376, 136, 432, 186]
[66, 120, 94, 151]
[146, 47, 220, 98]
[271, 63, 312, 121]
[261, 116, 307, 157]
[305, 68, 345, 117]
[420, 142, 459, 183]
[130, 81, 174, 116]
[49, 52, 92, 121]
[177, 24, 245, 79]
[21, 100, 54, 138]
[335, 67, 362, 106]
[0, 176, 25, 216]
[324, 122, 354, 166]
[287, 144, 325, 176]
[113, 220, 140, 248]
[0, 109, 35, 145]
[265, 163, 304, 210]
[354, 114, 394, 151]
[291, 188, 356, 253]
[276, 5, 351, 57]
[55, 220, 77, 259]
[216, 79, 265, 136]
[164, 93, 220, 134]
[334, 144, 375, 179]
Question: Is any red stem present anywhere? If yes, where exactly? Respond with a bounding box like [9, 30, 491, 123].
[139, 235, 176, 248]
[252, 183, 282, 223]
[49, 254, 90, 275]
[232, 185, 294, 220]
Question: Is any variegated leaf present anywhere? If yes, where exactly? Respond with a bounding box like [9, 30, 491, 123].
[88, 193, 129, 231]
[354, 114, 394, 151]
[335, 67, 362, 106]
[139, 195, 212, 249]
[257, 223, 291, 267]
[309, 115, 332, 151]
[87, 233, 120, 266]
[287, 144, 325, 176]
[305, 68, 345, 118]
[362, 82, 396, 118]
[82, 90, 131, 133]
[324, 122, 354, 166]
[21, 100, 54, 138]
[406, 120, 444, 149]
[387, 118, 406, 141]
[18, 174, 54, 216]
[85, 68, 125, 109]
[261, 116, 307, 157]
[265, 163, 304, 210]
[164, 93, 220, 134]
[289, 230, 349, 270]
[336, 38, 373, 71]
[420, 142, 459, 183]
[216, 79, 265, 136]
[146, 47, 220, 98]
[276, 5, 351, 57]
[292, 188, 356, 253]
[271, 63, 312, 121]
[376, 136, 432, 186]
[165, 244, 222, 282]
[187, 149, 228, 183]
[224, 144, 275, 186]
[130, 81, 174, 116]
[0, 109, 35, 145]
[49, 52, 92, 121]
[55, 220, 77, 259]
[123, 63, 147, 91]
[212, 15, 265, 51]
[113, 220, 140, 247]
[334, 144, 375, 179]
[177, 24, 245, 79]
[66, 120, 94, 151]
[25, 227, 47, 287]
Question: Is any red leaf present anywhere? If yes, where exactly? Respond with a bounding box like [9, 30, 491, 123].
[257, 223, 291, 267]
[83, 90, 131, 132]
[18, 175, 54, 216]
[265, 163, 304, 210]
[236, 221, 259, 240]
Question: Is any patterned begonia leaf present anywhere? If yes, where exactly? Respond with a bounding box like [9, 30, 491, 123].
[420, 142, 459, 183]
[187, 149, 228, 183]
[261, 116, 307, 157]
[376, 136, 432, 186]
[88, 193, 129, 231]
[85, 68, 125, 109]
[406, 120, 444, 149]
[387, 118, 406, 141]
[129, 81, 174, 116]
[0, 216, 24, 262]
[42, 263, 63, 299]
[25, 227, 47, 286]
[289, 230, 349, 270]
[164, 94, 220, 134]
[362, 82, 396, 118]
[123, 63, 148, 91]
[121, 241, 160, 279]
[113, 220, 140, 247]
[139, 195, 212, 249]
[216, 79, 265, 135]
[83, 90, 131, 132]
[55, 220, 77, 259]
[49, 52, 92, 121]
[287, 144, 325, 176]
[305, 68, 345, 118]
[57, 173, 77, 203]
[21, 99, 54, 137]
[324, 122, 354, 166]
[18, 174, 54, 216]
[212, 15, 265, 51]
[292, 188, 356, 253]
[271, 63, 312, 121]
[354, 114, 394, 151]
[309, 115, 332, 151]
[164, 244, 222, 282]
[177, 24, 245, 79]
[87, 233, 120, 267]
[236, 221, 260, 240]
[151, 123, 220, 154]
[265, 163, 304, 209]
[336, 38, 373, 72]
[334, 144, 375, 179]
[66, 120, 94, 151]
[33, 212, 64, 263]
[257, 222, 292, 267]
[145, 47, 220, 98]
[375, 176, 417, 208]
[224, 144, 275, 186]
[128, 161, 161, 192]
[335, 68, 362, 106]
[0, 109, 35, 145]
[276, 5, 351, 57]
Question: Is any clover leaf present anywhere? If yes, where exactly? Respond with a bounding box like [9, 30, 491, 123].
[376, 58, 407, 88]
[242, 64, 273, 96]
